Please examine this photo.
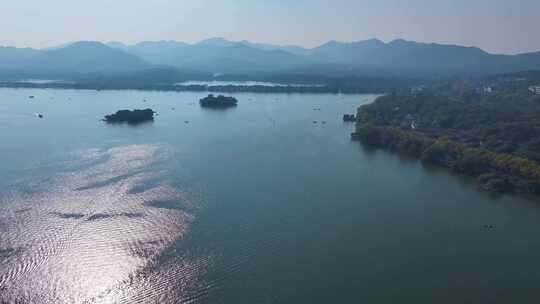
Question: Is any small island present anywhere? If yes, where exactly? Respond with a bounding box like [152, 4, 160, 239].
[103, 109, 155, 124]
[199, 94, 238, 108]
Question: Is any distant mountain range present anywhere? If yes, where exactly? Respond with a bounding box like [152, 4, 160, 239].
[0, 41, 149, 80]
[2, 38, 540, 81]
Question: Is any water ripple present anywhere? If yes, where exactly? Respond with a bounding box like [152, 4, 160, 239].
[0, 144, 208, 303]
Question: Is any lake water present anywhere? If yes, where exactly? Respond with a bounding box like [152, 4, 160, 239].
[1, 89, 540, 303]
[11, 79, 74, 84]
[175, 81, 322, 87]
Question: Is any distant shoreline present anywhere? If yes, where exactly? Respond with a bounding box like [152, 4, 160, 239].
[0, 82, 388, 94]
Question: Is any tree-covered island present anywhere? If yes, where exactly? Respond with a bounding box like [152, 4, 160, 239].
[199, 94, 238, 108]
[103, 109, 155, 124]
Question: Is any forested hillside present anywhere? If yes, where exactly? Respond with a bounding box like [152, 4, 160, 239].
[354, 87, 540, 193]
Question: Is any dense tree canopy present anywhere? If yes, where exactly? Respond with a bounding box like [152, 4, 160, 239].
[354, 88, 540, 193]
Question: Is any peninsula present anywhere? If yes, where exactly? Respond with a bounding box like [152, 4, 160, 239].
[352, 79, 540, 194]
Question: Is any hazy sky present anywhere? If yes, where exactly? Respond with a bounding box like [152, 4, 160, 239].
[1, 0, 539, 54]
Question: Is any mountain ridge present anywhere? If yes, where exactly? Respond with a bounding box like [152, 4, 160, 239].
[2, 38, 540, 79]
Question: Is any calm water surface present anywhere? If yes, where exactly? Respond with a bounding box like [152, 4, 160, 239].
[1, 89, 539, 303]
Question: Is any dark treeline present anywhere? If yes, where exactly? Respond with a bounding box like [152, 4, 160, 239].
[0, 65, 423, 94]
[0, 82, 398, 94]
[354, 124, 540, 193]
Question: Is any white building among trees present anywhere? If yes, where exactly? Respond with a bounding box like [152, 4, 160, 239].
[529, 85, 540, 95]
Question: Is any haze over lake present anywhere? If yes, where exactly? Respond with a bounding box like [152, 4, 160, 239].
[1, 89, 539, 303]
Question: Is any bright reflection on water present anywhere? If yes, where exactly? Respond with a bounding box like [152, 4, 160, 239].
[0, 144, 206, 303]
[1, 89, 540, 303]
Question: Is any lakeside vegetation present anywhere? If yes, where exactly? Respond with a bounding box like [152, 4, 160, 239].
[0, 81, 407, 94]
[353, 82, 540, 194]
[0, 71, 421, 94]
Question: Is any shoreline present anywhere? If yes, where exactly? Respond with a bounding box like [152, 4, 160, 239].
[352, 123, 540, 195]
[351, 90, 540, 196]
[0, 82, 388, 94]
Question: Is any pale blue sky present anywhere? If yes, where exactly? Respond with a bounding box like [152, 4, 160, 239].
[1, 0, 539, 54]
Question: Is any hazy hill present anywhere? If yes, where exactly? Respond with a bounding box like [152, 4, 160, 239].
[109, 39, 310, 73]
[172, 43, 309, 73]
[307, 39, 540, 76]
[308, 39, 386, 63]
[0, 46, 41, 69]
[109, 37, 540, 77]
[0, 41, 149, 80]
[107, 40, 189, 66]
[238, 40, 310, 56]
[30, 41, 149, 73]
[197, 37, 237, 48]
[2, 38, 540, 80]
